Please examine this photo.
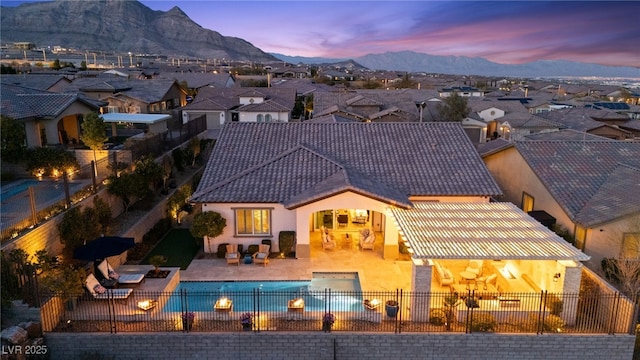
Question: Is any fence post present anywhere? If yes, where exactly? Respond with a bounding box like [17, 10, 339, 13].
[537, 291, 547, 334]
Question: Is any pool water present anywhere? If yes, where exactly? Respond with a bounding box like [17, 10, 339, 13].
[162, 272, 363, 312]
[0, 180, 40, 201]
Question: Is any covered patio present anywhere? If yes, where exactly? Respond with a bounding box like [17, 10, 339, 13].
[389, 202, 591, 324]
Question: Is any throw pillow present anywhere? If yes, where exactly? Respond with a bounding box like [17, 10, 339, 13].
[93, 284, 107, 294]
[108, 269, 120, 280]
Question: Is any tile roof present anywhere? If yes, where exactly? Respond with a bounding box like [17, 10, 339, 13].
[500, 113, 564, 128]
[515, 140, 640, 226]
[1, 83, 103, 120]
[390, 202, 590, 260]
[477, 138, 513, 157]
[523, 129, 610, 141]
[193, 122, 503, 205]
[537, 107, 627, 132]
[0, 74, 70, 91]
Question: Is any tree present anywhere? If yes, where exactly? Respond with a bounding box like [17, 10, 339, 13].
[52, 59, 61, 70]
[106, 172, 150, 212]
[437, 92, 471, 122]
[80, 112, 108, 177]
[57, 206, 101, 262]
[25, 147, 79, 177]
[1, 115, 27, 163]
[93, 197, 112, 234]
[188, 138, 201, 167]
[190, 211, 226, 253]
[395, 73, 415, 89]
[167, 184, 192, 224]
[134, 155, 165, 193]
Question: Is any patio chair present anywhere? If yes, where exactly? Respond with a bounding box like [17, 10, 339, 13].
[359, 228, 375, 251]
[226, 244, 240, 265]
[96, 259, 145, 285]
[253, 244, 270, 266]
[320, 226, 336, 250]
[465, 259, 483, 277]
[85, 273, 133, 301]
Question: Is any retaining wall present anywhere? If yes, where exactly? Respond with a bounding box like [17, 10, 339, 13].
[44, 332, 635, 360]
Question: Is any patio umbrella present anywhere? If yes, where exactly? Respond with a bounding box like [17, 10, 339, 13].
[73, 236, 136, 261]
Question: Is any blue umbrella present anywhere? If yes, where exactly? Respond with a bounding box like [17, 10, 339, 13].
[73, 236, 135, 261]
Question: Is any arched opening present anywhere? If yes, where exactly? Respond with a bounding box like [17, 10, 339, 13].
[311, 208, 384, 253]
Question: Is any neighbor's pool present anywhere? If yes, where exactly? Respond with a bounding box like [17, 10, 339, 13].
[162, 272, 363, 312]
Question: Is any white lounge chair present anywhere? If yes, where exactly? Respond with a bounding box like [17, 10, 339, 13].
[85, 273, 132, 300]
[96, 259, 145, 285]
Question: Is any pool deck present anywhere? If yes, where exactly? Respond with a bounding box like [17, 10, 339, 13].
[116, 231, 415, 295]
[178, 238, 414, 292]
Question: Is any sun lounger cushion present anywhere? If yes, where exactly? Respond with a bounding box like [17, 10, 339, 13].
[256, 253, 268, 260]
[227, 253, 238, 259]
[117, 273, 145, 284]
[97, 260, 144, 284]
[93, 284, 107, 294]
[86, 273, 133, 299]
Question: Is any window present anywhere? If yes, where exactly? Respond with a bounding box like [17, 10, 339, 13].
[521, 192, 534, 212]
[574, 225, 587, 251]
[265, 114, 272, 122]
[235, 208, 270, 236]
[621, 233, 640, 259]
[257, 114, 263, 123]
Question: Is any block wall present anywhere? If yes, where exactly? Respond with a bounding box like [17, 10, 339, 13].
[44, 332, 635, 360]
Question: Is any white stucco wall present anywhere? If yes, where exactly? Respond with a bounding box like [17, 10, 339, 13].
[238, 111, 289, 123]
[477, 107, 505, 122]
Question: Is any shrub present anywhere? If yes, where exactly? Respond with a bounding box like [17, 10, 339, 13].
[429, 308, 446, 326]
[470, 313, 496, 332]
[548, 296, 563, 316]
[279, 231, 296, 257]
[247, 244, 259, 255]
[217, 243, 229, 259]
[542, 314, 565, 333]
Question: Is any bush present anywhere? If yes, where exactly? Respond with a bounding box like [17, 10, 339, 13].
[470, 313, 496, 332]
[247, 244, 259, 255]
[542, 314, 565, 333]
[548, 296, 563, 316]
[279, 231, 296, 257]
[429, 308, 446, 326]
[217, 243, 229, 259]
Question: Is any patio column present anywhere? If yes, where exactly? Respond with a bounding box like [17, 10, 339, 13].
[383, 216, 398, 260]
[559, 261, 582, 326]
[410, 259, 432, 322]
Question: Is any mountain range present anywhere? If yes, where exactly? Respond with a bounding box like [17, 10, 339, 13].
[0, 0, 278, 62]
[1, 0, 638, 78]
[272, 51, 640, 78]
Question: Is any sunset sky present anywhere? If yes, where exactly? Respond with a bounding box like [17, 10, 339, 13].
[3, 1, 640, 67]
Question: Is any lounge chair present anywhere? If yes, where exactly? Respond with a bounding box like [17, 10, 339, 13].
[96, 259, 145, 285]
[359, 228, 375, 251]
[226, 244, 240, 265]
[253, 244, 270, 266]
[465, 259, 484, 277]
[320, 226, 336, 250]
[85, 273, 132, 301]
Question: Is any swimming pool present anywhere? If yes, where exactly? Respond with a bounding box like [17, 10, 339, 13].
[162, 272, 363, 313]
[0, 179, 41, 201]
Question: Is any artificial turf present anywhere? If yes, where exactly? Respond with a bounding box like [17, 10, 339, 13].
[142, 228, 200, 270]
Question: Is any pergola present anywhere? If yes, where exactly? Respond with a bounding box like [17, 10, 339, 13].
[388, 202, 591, 324]
[389, 202, 589, 261]
[100, 113, 171, 137]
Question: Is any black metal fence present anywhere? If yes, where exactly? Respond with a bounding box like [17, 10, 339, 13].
[38, 288, 638, 335]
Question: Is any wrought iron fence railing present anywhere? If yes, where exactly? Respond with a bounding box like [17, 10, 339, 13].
[37, 288, 638, 335]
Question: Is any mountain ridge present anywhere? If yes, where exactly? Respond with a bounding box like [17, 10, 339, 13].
[0, 0, 278, 62]
[271, 51, 640, 78]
